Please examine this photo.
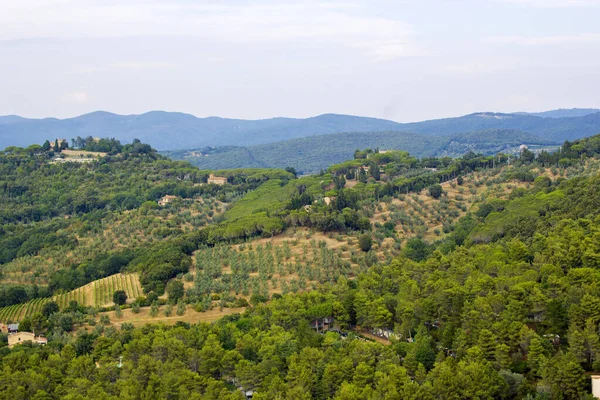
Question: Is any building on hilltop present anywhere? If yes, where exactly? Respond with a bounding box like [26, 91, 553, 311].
[49, 139, 67, 150]
[158, 195, 178, 206]
[8, 332, 48, 348]
[208, 174, 228, 185]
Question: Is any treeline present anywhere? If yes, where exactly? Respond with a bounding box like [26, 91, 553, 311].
[0, 284, 51, 308]
[0, 219, 77, 264]
[70, 136, 124, 153]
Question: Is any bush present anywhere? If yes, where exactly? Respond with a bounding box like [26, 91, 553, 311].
[42, 301, 59, 317]
[164, 304, 172, 317]
[113, 290, 127, 306]
[166, 280, 185, 303]
[176, 300, 186, 316]
[428, 184, 443, 199]
[150, 301, 159, 317]
[358, 234, 373, 252]
[131, 302, 141, 314]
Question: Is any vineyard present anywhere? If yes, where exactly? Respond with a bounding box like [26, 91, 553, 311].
[0, 273, 142, 323]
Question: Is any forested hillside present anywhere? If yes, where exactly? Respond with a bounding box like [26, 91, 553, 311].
[167, 129, 555, 173]
[2, 134, 600, 398]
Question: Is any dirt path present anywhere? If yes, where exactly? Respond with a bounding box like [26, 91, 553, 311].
[102, 306, 246, 327]
[358, 331, 392, 346]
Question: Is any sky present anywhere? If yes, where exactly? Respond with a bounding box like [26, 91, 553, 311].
[1, 0, 599, 122]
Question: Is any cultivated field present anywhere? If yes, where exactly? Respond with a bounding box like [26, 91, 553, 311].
[0, 273, 142, 323]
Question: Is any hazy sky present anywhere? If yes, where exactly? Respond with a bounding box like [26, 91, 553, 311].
[1, 0, 599, 122]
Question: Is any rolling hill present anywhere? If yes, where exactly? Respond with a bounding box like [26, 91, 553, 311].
[0, 112, 404, 151]
[515, 108, 600, 118]
[166, 129, 555, 173]
[1, 108, 600, 151]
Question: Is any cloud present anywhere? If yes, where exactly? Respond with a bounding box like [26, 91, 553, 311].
[486, 33, 600, 46]
[0, 1, 413, 42]
[0, 1, 420, 62]
[64, 91, 88, 104]
[497, 0, 600, 7]
[351, 40, 426, 61]
[110, 61, 176, 70]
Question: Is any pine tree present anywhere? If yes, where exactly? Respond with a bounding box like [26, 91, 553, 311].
[495, 343, 511, 370]
[527, 336, 546, 376]
[477, 329, 497, 361]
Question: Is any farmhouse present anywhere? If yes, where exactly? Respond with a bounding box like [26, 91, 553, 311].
[8, 332, 48, 348]
[158, 195, 178, 206]
[208, 174, 228, 185]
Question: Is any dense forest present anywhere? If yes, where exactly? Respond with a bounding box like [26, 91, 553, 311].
[2, 134, 600, 399]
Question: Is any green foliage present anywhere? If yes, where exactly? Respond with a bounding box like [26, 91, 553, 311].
[41, 301, 59, 317]
[112, 290, 127, 306]
[166, 280, 184, 303]
[428, 184, 443, 199]
[3, 135, 600, 399]
[358, 235, 372, 252]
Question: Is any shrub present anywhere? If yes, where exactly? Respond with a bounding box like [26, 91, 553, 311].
[113, 290, 127, 306]
[176, 300, 186, 316]
[150, 301, 159, 317]
[42, 301, 59, 317]
[166, 280, 185, 303]
[428, 184, 443, 199]
[164, 304, 172, 317]
[131, 302, 141, 314]
[358, 234, 373, 252]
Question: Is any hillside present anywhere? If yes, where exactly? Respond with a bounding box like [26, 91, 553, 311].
[2, 134, 600, 398]
[168, 129, 554, 173]
[2, 109, 600, 152]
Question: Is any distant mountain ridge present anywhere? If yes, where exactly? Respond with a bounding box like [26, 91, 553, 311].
[1, 108, 599, 151]
[514, 108, 600, 119]
[0, 111, 403, 151]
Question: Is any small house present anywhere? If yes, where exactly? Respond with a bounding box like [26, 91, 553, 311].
[8, 332, 48, 348]
[207, 174, 228, 185]
[158, 195, 178, 206]
[592, 375, 600, 399]
[7, 323, 19, 333]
